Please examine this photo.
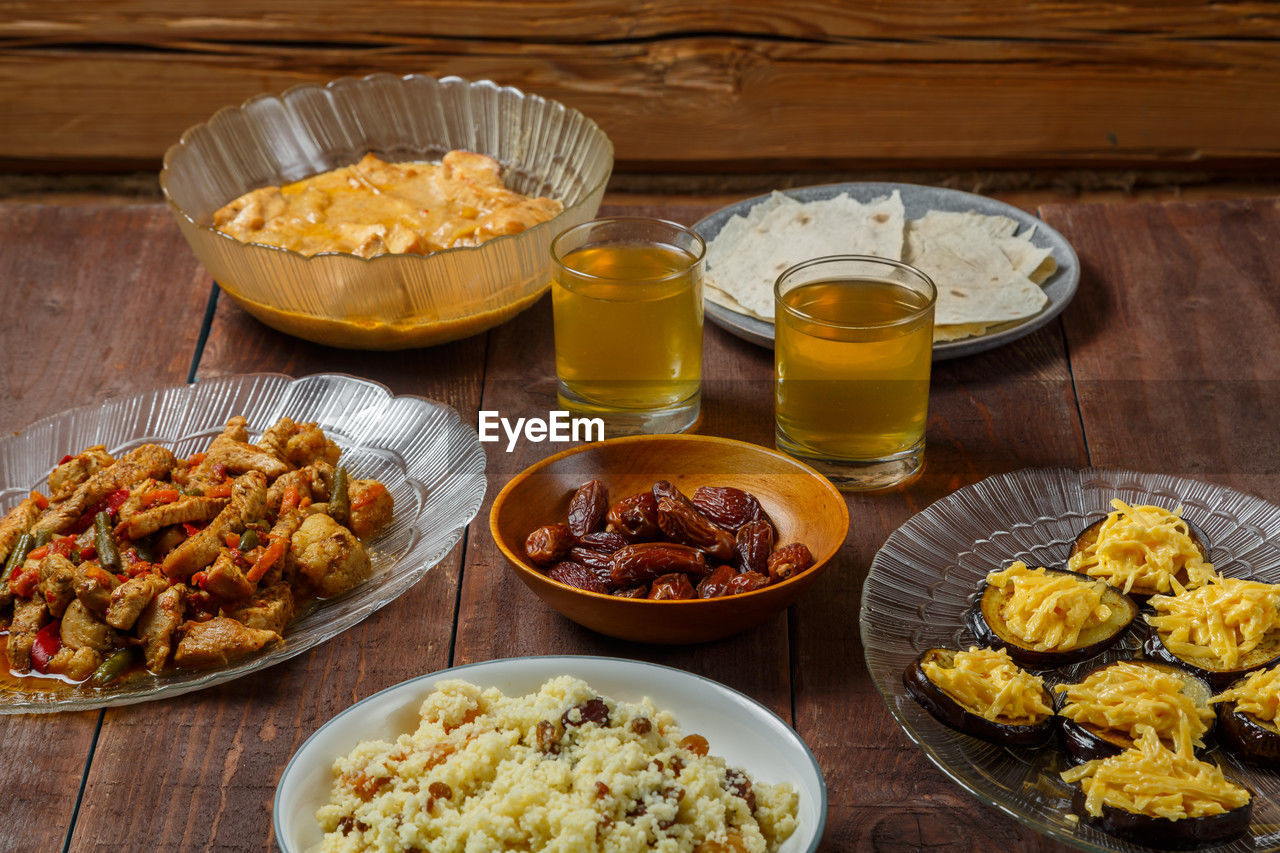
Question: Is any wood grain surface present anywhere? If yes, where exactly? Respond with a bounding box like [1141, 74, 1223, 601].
[0, 196, 1276, 851]
[5, 3, 1280, 167]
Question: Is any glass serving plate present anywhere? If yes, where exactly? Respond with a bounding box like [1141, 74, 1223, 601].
[0, 373, 486, 713]
[861, 468, 1280, 852]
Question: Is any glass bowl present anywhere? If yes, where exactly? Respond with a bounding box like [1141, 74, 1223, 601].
[160, 74, 614, 350]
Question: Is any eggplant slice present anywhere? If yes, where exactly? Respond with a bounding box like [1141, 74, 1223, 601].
[1143, 628, 1280, 691]
[1071, 787, 1252, 850]
[1057, 660, 1215, 764]
[902, 648, 1055, 747]
[1214, 667, 1280, 769]
[1070, 515, 1211, 599]
[968, 569, 1138, 668]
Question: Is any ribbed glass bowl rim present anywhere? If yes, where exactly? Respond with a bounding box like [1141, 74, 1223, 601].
[158, 72, 614, 266]
[0, 372, 487, 713]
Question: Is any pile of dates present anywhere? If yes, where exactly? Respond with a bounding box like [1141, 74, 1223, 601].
[524, 479, 815, 600]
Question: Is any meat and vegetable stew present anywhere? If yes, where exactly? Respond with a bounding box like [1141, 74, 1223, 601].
[0, 416, 393, 688]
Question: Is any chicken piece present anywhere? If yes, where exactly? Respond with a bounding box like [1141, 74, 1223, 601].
[120, 496, 228, 540]
[0, 497, 42, 564]
[48, 446, 114, 501]
[45, 646, 101, 681]
[33, 444, 176, 536]
[257, 416, 297, 462]
[190, 417, 290, 482]
[347, 479, 394, 539]
[161, 471, 266, 580]
[137, 585, 186, 672]
[441, 150, 503, 185]
[153, 526, 186, 559]
[74, 562, 121, 617]
[173, 617, 280, 668]
[186, 417, 250, 482]
[7, 598, 48, 671]
[202, 551, 253, 601]
[264, 469, 312, 516]
[289, 512, 371, 598]
[285, 422, 341, 468]
[105, 574, 168, 630]
[60, 599, 120, 652]
[223, 583, 294, 633]
[37, 553, 78, 618]
[113, 478, 166, 525]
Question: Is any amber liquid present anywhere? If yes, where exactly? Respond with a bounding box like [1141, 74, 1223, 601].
[553, 243, 702, 410]
[775, 279, 933, 459]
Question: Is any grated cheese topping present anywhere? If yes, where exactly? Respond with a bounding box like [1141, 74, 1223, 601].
[1148, 575, 1280, 669]
[1061, 728, 1250, 820]
[1067, 500, 1216, 595]
[921, 647, 1052, 723]
[986, 562, 1113, 651]
[1211, 665, 1280, 725]
[1056, 661, 1213, 754]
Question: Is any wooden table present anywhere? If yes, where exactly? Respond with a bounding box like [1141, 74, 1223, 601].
[0, 195, 1277, 852]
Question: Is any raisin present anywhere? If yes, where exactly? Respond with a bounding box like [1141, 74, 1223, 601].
[595, 781, 611, 798]
[562, 697, 610, 728]
[648, 572, 696, 600]
[735, 520, 774, 575]
[724, 768, 757, 812]
[525, 523, 573, 566]
[630, 716, 652, 734]
[428, 781, 453, 800]
[691, 486, 771, 532]
[680, 734, 709, 757]
[337, 817, 355, 836]
[567, 480, 609, 537]
[767, 543, 815, 582]
[536, 719, 560, 753]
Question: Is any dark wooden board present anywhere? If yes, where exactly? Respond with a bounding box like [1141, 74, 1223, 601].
[1042, 197, 1280, 501]
[0, 204, 211, 853]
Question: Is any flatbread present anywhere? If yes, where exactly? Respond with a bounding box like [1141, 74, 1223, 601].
[903, 211, 1050, 327]
[705, 191, 906, 320]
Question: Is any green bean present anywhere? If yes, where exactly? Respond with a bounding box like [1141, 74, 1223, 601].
[94, 511, 120, 570]
[132, 539, 156, 563]
[1, 532, 35, 584]
[90, 648, 135, 688]
[238, 528, 259, 552]
[330, 466, 350, 525]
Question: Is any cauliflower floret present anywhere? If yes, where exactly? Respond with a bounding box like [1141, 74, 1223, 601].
[290, 513, 371, 598]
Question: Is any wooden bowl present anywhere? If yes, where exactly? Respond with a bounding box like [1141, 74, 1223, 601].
[490, 435, 850, 643]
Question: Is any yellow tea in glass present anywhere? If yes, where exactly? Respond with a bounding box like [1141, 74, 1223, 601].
[774, 256, 936, 490]
[551, 218, 705, 434]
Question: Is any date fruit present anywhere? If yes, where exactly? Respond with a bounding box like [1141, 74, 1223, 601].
[606, 492, 662, 542]
[567, 479, 609, 538]
[656, 496, 736, 562]
[768, 543, 814, 582]
[726, 571, 770, 595]
[547, 561, 609, 594]
[609, 542, 707, 588]
[613, 585, 650, 599]
[525, 523, 573, 566]
[735, 519, 774, 575]
[575, 531, 629, 555]
[696, 564, 735, 599]
[691, 486, 771, 533]
[648, 573, 696, 600]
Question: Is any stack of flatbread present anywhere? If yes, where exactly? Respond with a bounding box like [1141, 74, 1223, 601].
[704, 191, 1057, 342]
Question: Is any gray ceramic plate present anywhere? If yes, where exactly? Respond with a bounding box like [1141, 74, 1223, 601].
[0, 373, 486, 712]
[861, 468, 1280, 851]
[692, 182, 1080, 360]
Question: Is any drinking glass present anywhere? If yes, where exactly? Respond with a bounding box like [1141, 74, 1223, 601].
[551, 218, 705, 435]
[774, 255, 936, 490]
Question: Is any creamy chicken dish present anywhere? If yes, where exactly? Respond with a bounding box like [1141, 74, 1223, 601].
[212, 151, 564, 258]
[0, 416, 393, 687]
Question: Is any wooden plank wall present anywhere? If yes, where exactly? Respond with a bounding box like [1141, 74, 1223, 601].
[3, 1, 1280, 170]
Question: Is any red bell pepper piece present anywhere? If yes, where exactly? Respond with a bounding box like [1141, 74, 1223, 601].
[29, 492, 49, 510]
[182, 522, 203, 537]
[31, 622, 61, 673]
[11, 568, 39, 598]
[105, 490, 130, 516]
[140, 489, 180, 508]
[58, 454, 74, 465]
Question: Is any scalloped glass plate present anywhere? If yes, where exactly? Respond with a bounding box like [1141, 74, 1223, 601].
[0, 373, 486, 713]
[861, 468, 1280, 851]
[273, 656, 826, 853]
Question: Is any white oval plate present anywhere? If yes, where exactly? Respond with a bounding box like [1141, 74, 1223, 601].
[693, 182, 1080, 361]
[0, 373, 486, 712]
[274, 655, 827, 852]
